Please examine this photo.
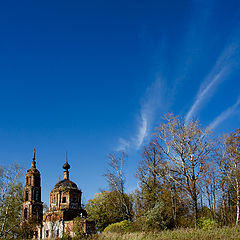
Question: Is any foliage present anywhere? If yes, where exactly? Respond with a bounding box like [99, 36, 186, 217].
[86, 115, 240, 231]
[104, 151, 133, 221]
[0, 164, 23, 239]
[85, 227, 240, 240]
[197, 218, 216, 230]
[104, 220, 132, 233]
[18, 218, 39, 239]
[154, 113, 213, 226]
[73, 216, 85, 239]
[85, 190, 133, 232]
[62, 233, 72, 240]
[144, 201, 170, 230]
[135, 135, 192, 230]
[224, 129, 240, 226]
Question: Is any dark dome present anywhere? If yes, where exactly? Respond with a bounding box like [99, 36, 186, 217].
[53, 179, 78, 190]
[63, 161, 70, 170]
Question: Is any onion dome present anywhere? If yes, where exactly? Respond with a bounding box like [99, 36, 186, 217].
[63, 161, 70, 170]
[53, 179, 78, 190]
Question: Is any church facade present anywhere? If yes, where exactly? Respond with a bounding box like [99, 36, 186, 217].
[22, 150, 95, 239]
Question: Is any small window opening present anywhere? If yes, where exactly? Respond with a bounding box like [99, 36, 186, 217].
[62, 197, 66, 203]
[24, 208, 28, 218]
[35, 190, 39, 201]
[25, 189, 29, 201]
[36, 207, 39, 219]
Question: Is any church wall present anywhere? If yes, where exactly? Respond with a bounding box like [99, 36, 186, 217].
[42, 220, 63, 239]
[64, 220, 74, 237]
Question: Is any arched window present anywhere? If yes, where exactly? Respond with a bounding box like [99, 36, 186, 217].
[24, 208, 28, 218]
[35, 207, 39, 220]
[35, 189, 39, 201]
[25, 189, 29, 201]
[35, 176, 40, 186]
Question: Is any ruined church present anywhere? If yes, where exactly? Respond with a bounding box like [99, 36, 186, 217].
[22, 150, 95, 239]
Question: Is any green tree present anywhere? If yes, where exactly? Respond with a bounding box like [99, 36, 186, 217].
[85, 190, 133, 232]
[104, 151, 133, 221]
[72, 216, 84, 239]
[135, 137, 190, 230]
[136, 138, 164, 212]
[0, 164, 23, 239]
[145, 200, 169, 230]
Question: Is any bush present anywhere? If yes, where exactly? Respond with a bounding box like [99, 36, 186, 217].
[62, 233, 72, 240]
[197, 218, 216, 230]
[145, 201, 170, 230]
[103, 220, 132, 233]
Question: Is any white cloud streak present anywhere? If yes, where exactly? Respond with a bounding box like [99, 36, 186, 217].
[207, 96, 240, 130]
[134, 112, 148, 149]
[116, 138, 130, 152]
[116, 77, 169, 151]
[133, 77, 170, 149]
[185, 41, 239, 123]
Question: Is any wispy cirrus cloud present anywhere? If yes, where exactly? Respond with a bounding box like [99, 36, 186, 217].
[185, 40, 240, 123]
[116, 77, 169, 151]
[207, 96, 240, 130]
[134, 111, 148, 149]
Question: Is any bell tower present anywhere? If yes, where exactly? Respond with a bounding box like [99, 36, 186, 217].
[22, 149, 43, 223]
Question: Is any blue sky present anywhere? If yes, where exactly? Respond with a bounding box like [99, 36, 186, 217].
[0, 0, 240, 205]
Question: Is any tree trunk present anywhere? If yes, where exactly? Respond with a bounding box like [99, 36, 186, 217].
[221, 190, 227, 225]
[0, 204, 9, 237]
[236, 177, 240, 226]
[192, 190, 198, 228]
[171, 184, 177, 223]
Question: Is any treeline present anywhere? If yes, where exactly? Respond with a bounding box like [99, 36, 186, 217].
[86, 113, 240, 232]
[1, 113, 240, 238]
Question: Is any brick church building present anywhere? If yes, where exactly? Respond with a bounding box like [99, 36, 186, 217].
[22, 150, 95, 239]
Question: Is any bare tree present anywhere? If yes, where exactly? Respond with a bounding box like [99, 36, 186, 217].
[137, 138, 163, 205]
[137, 138, 179, 224]
[202, 158, 218, 220]
[224, 129, 240, 226]
[216, 137, 228, 225]
[155, 113, 212, 227]
[104, 151, 132, 221]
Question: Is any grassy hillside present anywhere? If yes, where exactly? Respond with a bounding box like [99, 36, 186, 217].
[87, 228, 240, 240]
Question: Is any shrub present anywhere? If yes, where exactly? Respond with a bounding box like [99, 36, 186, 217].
[145, 201, 169, 230]
[197, 217, 216, 230]
[103, 220, 132, 233]
[62, 233, 72, 240]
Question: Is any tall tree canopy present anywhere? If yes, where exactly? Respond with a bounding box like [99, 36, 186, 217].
[155, 114, 213, 226]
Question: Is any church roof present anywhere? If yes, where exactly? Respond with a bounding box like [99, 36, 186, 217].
[53, 179, 79, 190]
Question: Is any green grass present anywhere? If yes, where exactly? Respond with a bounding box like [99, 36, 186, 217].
[87, 227, 240, 240]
